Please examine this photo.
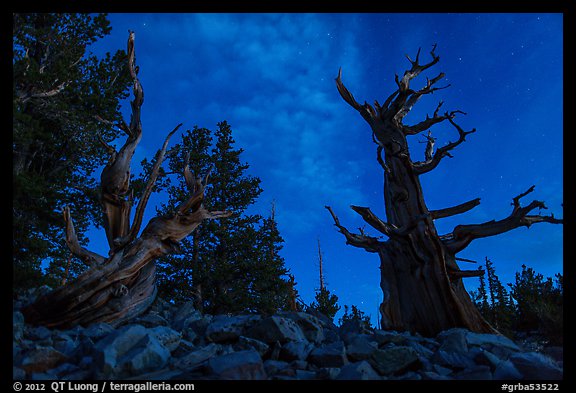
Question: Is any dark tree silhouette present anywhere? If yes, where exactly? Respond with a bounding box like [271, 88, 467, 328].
[326, 45, 563, 336]
[22, 32, 231, 329]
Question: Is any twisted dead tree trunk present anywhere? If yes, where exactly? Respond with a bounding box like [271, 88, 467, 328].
[326, 45, 563, 337]
[22, 32, 231, 329]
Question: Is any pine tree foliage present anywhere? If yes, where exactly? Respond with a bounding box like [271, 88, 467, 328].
[156, 123, 293, 314]
[13, 13, 132, 290]
[470, 259, 563, 344]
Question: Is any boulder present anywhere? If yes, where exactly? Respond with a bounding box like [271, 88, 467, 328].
[93, 324, 170, 378]
[207, 349, 267, 380]
[246, 316, 306, 344]
[13, 312, 24, 342]
[493, 359, 523, 380]
[148, 326, 182, 352]
[82, 322, 115, 340]
[508, 352, 562, 380]
[172, 343, 220, 370]
[432, 349, 475, 370]
[466, 332, 521, 352]
[20, 347, 67, 374]
[280, 312, 325, 343]
[135, 313, 169, 328]
[370, 346, 420, 376]
[453, 365, 493, 380]
[171, 301, 203, 331]
[205, 315, 260, 343]
[308, 341, 348, 368]
[337, 360, 381, 380]
[235, 336, 269, 357]
[280, 340, 315, 361]
[437, 328, 468, 354]
[346, 334, 378, 361]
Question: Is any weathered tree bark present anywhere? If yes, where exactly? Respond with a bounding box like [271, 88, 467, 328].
[22, 32, 231, 329]
[327, 45, 563, 337]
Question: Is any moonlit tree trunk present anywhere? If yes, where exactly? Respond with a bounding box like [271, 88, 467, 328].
[326, 45, 563, 336]
[22, 32, 231, 329]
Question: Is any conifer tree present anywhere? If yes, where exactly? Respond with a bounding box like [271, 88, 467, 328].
[156, 123, 293, 314]
[309, 239, 340, 320]
[13, 13, 131, 289]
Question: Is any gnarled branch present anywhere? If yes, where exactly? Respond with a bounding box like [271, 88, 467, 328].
[325, 206, 381, 253]
[443, 186, 563, 254]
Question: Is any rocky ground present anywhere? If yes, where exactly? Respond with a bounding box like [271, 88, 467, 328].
[13, 286, 563, 380]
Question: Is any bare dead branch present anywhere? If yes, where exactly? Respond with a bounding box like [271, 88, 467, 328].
[413, 114, 476, 175]
[448, 269, 484, 279]
[444, 187, 563, 254]
[455, 257, 478, 263]
[349, 205, 427, 239]
[116, 124, 182, 248]
[335, 68, 377, 126]
[430, 198, 481, 219]
[62, 206, 106, 266]
[325, 206, 381, 252]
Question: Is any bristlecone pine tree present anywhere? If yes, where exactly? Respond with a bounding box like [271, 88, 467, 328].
[22, 32, 231, 329]
[326, 45, 563, 336]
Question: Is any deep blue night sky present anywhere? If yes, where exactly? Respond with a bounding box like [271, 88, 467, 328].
[86, 13, 563, 324]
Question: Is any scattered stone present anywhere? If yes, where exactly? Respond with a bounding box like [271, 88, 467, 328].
[13, 292, 564, 381]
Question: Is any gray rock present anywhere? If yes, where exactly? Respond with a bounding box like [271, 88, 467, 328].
[392, 371, 421, 380]
[207, 349, 267, 380]
[280, 312, 325, 343]
[432, 349, 475, 370]
[125, 369, 184, 380]
[373, 330, 407, 347]
[339, 320, 372, 341]
[184, 315, 213, 338]
[135, 313, 169, 328]
[280, 340, 315, 361]
[295, 369, 317, 380]
[346, 335, 378, 361]
[172, 343, 220, 370]
[437, 328, 468, 354]
[20, 347, 67, 374]
[82, 322, 115, 340]
[466, 332, 521, 352]
[52, 334, 78, 357]
[308, 341, 348, 368]
[453, 365, 493, 380]
[205, 315, 260, 343]
[337, 360, 381, 380]
[235, 336, 269, 357]
[149, 326, 182, 352]
[28, 326, 52, 341]
[263, 359, 290, 376]
[542, 346, 563, 363]
[13, 366, 26, 380]
[246, 316, 306, 344]
[509, 352, 562, 380]
[370, 346, 420, 376]
[493, 359, 523, 380]
[316, 367, 341, 380]
[420, 371, 451, 380]
[13, 312, 24, 341]
[93, 324, 170, 378]
[171, 301, 203, 331]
